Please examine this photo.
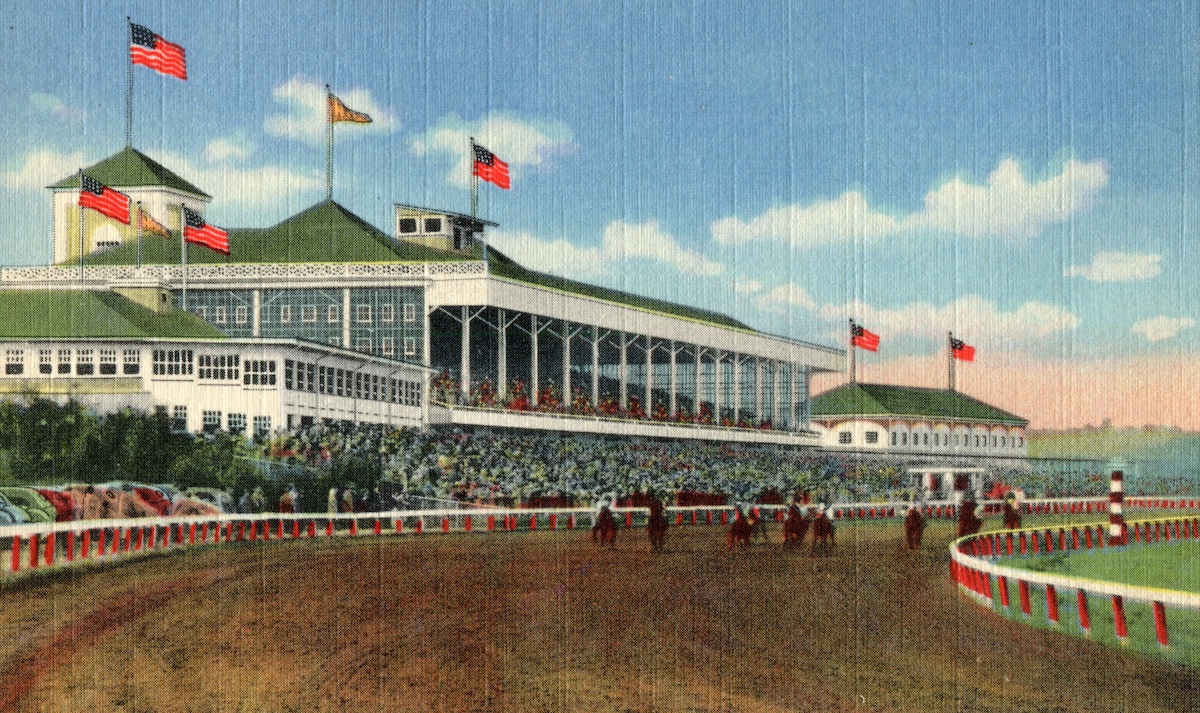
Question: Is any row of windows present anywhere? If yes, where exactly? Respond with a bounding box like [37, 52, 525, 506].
[4, 348, 140, 376]
[283, 360, 422, 406]
[837, 429, 1025, 449]
[194, 302, 419, 326]
[191, 407, 270, 437]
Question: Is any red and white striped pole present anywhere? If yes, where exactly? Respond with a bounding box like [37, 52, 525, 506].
[1109, 470, 1125, 545]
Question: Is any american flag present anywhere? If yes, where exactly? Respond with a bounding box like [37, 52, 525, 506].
[78, 176, 130, 225]
[183, 207, 229, 255]
[473, 143, 511, 189]
[851, 323, 880, 352]
[130, 23, 187, 80]
[950, 337, 976, 362]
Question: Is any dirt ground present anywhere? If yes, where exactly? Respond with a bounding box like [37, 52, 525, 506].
[0, 518, 1196, 712]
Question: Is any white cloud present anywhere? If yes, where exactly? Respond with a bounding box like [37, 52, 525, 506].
[1132, 316, 1194, 342]
[711, 157, 1109, 246]
[2, 148, 85, 191]
[410, 112, 574, 187]
[712, 191, 898, 247]
[601, 220, 721, 276]
[205, 137, 252, 163]
[755, 283, 817, 313]
[148, 150, 322, 208]
[1065, 251, 1162, 282]
[817, 294, 1080, 343]
[734, 279, 762, 294]
[264, 76, 397, 145]
[488, 219, 720, 280]
[29, 93, 86, 123]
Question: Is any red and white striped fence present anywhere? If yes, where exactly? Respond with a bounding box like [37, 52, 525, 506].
[949, 515, 1200, 651]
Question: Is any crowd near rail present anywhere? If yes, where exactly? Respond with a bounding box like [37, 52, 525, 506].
[950, 485, 1200, 660]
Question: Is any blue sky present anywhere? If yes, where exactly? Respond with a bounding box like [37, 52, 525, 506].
[2, 1, 1198, 427]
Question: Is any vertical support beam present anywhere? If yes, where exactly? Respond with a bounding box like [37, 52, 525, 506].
[530, 314, 539, 407]
[619, 331, 628, 410]
[732, 355, 742, 426]
[694, 346, 703, 421]
[497, 308, 507, 397]
[644, 335, 653, 414]
[460, 306, 471, 403]
[591, 325, 600, 409]
[252, 289, 261, 337]
[342, 288, 351, 349]
[773, 361, 782, 428]
[713, 350, 723, 425]
[669, 341, 678, 417]
[755, 358, 764, 424]
[561, 321, 572, 408]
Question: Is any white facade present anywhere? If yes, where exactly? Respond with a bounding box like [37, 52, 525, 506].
[815, 418, 1027, 459]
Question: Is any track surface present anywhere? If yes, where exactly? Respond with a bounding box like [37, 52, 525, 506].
[0, 519, 1196, 712]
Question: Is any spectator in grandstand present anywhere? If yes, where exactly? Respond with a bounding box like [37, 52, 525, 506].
[327, 486, 338, 515]
[250, 486, 266, 514]
[279, 485, 297, 514]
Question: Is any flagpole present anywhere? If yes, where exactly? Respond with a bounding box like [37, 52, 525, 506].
[126, 18, 133, 147]
[849, 319, 856, 385]
[325, 85, 333, 201]
[180, 205, 188, 311]
[78, 170, 85, 285]
[136, 201, 143, 269]
[948, 331, 955, 393]
[469, 137, 479, 218]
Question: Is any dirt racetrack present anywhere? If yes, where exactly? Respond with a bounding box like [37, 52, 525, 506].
[0, 518, 1196, 712]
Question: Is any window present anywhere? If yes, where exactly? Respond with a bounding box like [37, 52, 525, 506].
[253, 415, 271, 438]
[214, 306, 227, 325]
[75, 350, 94, 375]
[380, 338, 395, 357]
[194, 306, 208, 321]
[398, 217, 418, 234]
[302, 305, 317, 323]
[380, 304, 395, 323]
[357, 338, 372, 353]
[123, 349, 140, 375]
[838, 431, 852, 445]
[171, 405, 188, 432]
[99, 349, 117, 375]
[202, 410, 221, 434]
[404, 337, 416, 357]
[284, 360, 295, 390]
[327, 305, 340, 324]
[1002, 436, 1008, 448]
[923, 433, 929, 446]
[901, 432, 908, 446]
[227, 413, 246, 435]
[403, 303, 416, 322]
[198, 354, 240, 380]
[38, 350, 52, 375]
[992, 436, 998, 448]
[235, 306, 249, 325]
[424, 217, 442, 233]
[96, 240, 120, 250]
[891, 432, 897, 446]
[4, 350, 23, 375]
[865, 431, 878, 444]
[279, 305, 292, 323]
[356, 305, 372, 324]
[58, 349, 71, 374]
[153, 349, 194, 376]
[243, 360, 277, 386]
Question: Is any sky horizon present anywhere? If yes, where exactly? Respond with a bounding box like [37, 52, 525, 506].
[1, 1, 1197, 430]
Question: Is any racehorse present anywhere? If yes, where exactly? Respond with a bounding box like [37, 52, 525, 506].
[592, 505, 618, 547]
[646, 496, 668, 552]
[726, 507, 753, 550]
[956, 499, 984, 538]
[810, 506, 835, 556]
[1002, 498, 1022, 530]
[782, 504, 811, 548]
[903, 505, 926, 549]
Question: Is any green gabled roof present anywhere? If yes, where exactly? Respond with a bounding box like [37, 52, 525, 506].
[478, 244, 753, 331]
[811, 382, 1028, 425]
[0, 290, 224, 340]
[48, 146, 210, 198]
[79, 200, 472, 266]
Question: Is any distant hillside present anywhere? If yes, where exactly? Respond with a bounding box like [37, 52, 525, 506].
[1030, 424, 1200, 491]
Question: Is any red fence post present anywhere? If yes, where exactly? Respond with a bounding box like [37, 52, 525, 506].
[28, 533, 39, 569]
[1112, 596, 1128, 642]
[549, 514, 557, 530]
[349, 519, 358, 536]
[530, 514, 539, 531]
[1046, 585, 1059, 625]
[1077, 590, 1091, 633]
[568, 515, 576, 530]
[997, 576, 1010, 608]
[44, 533, 55, 566]
[1153, 601, 1169, 648]
[1018, 580, 1031, 617]
[374, 519, 383, 535]
[440, 517, 449, 534]
[10, 536, 19, 572]
[487, 515, 495, 531]
[326, 520, 334, 537]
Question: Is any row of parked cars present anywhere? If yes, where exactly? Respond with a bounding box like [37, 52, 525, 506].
[0, 483, 235, 524]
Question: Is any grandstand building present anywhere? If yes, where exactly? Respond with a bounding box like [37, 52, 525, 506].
[809, 382, 1029, 463]
[0, 146, 844, 444]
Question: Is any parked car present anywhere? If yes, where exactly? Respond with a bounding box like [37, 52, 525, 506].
[0, 494, 32, 525]
[0, 487, 56, 523]
[34, 487, 79, 522]
[99, 482, 173, 516]
[180, 487, 235, 514]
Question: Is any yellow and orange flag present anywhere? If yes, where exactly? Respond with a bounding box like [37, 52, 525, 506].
[328, 93, 372, 124]
[138, 208, 172, 238]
